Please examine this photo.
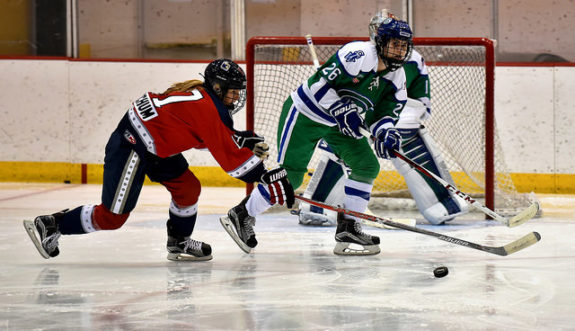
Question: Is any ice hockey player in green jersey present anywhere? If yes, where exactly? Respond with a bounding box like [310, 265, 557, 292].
[297, 9, 469, 228]
[220, 17, 414, 256]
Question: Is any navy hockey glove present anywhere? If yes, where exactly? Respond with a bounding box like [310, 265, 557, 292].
[329, 101, 365, 139]
[374, 128, 401, 159]
[233, 130, 269, 159]
[260, 167, 295, 208]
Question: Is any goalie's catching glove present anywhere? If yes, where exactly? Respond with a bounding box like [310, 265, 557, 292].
[260, 167, 295, 208]
[329, 101, 365, 140]
[233, 130, 269, 160]
[374, 128, 401, 159]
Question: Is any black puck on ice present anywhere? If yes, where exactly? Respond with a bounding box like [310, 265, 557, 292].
[433, 266, 449, 278]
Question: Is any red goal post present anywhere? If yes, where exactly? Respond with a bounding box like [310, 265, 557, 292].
[245, 36, 519, 213]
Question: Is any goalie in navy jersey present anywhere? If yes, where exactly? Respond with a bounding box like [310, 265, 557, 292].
[24, 59, 294, 262]
[220, 18, 414, 256]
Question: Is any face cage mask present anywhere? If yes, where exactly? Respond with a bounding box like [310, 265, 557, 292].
[226, 89, 247, 116]
[381, 39, 413, 71]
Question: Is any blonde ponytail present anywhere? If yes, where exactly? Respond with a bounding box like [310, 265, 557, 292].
[161, 79, 204, 95]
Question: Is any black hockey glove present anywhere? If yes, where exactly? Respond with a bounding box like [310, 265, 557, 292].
[374, 128, 401, 159]
[329, 101, 365, 139]
[260, 167, 295, 208]
[233, 130, 269, 160]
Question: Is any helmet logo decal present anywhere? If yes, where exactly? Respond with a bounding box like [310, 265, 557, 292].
[344, 50, 365, 63]
[220, 61, 231, 71]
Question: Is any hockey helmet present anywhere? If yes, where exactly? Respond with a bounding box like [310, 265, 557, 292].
[204, 58, 247, 115]
[374, 18, 413, 71]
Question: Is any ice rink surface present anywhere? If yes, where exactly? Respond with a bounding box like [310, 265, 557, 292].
[1, 183, 574, 330]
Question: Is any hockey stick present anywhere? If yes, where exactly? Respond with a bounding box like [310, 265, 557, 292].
[359, 127, 539, 227]
[296, 195, 541, 256]
[305, 34, 321, 69]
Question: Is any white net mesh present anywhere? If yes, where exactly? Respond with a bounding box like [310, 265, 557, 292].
[247, 37, 533, 213]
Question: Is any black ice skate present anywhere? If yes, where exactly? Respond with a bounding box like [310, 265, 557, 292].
[219, 196, 257, 253]
[167, 236, 212, 261]
[334, 212, 381, 256]
[23, 210, 67, 259]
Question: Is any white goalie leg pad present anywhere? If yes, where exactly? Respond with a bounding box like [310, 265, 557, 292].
[391, 127, 468, 225]
[298, 142, 346, 226]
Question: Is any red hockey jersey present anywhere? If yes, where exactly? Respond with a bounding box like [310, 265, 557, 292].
[127, 88, 263, 181]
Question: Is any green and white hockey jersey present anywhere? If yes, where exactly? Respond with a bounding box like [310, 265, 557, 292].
[290, 41, 408, 136]
[403, 49, 431, 114]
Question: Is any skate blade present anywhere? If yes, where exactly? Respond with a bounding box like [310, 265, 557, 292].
[167, 252, 213, 262]
[23, 220, 50, 259]
[219, 216, 252, 254]
[333, 242, 381, 256]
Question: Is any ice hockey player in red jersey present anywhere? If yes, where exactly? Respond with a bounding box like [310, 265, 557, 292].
[23, 58, 294, 262]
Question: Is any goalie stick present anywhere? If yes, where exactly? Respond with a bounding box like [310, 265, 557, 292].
[296, 195, 541, 256]
[358, 127, 540, 227]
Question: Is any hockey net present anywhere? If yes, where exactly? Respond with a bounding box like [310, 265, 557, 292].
[246, 36, 533, 214]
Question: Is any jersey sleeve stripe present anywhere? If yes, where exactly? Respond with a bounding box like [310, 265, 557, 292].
[227, 155, 263, 179]
[128, 107, 156, 155]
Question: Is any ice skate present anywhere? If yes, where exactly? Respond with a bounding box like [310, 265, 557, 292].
[334, 212, 381, 256]
[167, 236, 212, 261]
[23, 210, 67, 259]
[220, 197, 257, 253]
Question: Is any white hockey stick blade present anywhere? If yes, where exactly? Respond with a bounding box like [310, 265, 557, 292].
[507, 201, 540, 228]
[23, 220, 50, 259]
[499, 231, 541, 256]
[219, 216, 252, 254]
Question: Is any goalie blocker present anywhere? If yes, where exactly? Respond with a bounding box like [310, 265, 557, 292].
[298, 100, 468, 225]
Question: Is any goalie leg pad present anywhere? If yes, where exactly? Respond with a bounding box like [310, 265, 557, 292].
[299, 143, 346, 226]
[392, 128, 468, 224]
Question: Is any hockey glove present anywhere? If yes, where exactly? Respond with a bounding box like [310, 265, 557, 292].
[329, 101, 365, 140]
[260, 167, 295, 208]
[374, 128, 401, 159]
[233, 131, 269, 159]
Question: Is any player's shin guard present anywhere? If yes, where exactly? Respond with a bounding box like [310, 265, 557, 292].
[392, 127, 468, 224]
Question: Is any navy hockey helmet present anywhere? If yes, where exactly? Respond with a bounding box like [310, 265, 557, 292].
[204, 58, 247, 115]
[374, 18, 413, 71]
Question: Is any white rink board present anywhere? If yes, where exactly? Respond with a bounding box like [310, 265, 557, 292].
[0, 59, 574, 175]
[494, 67, 555, 173]
[0, 60, 70, 162]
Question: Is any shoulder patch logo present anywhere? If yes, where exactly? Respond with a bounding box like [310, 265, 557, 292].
[344, 50, 365, 63]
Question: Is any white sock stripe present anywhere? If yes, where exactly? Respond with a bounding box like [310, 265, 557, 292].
[111, 151, 140, 214]
[169, 201, 198, 217]
[344, 178, 373, 192]
[80, 204, 96, 233]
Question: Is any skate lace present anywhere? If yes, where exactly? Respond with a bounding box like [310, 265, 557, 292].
[183, 238, 203, 254]
[43, 232, 61, 252]
[243, 217, 255, 237]
[353, 221, 367, 236]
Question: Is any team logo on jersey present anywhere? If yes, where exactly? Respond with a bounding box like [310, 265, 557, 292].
[352, 78, 360, 83]
[344, 50, 365, 62]
[368, 77, 380, 91]
[124, 130, 136, 144]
